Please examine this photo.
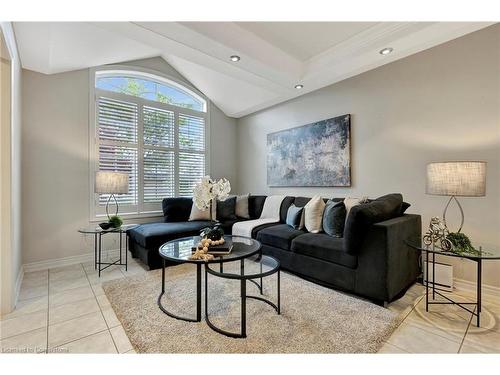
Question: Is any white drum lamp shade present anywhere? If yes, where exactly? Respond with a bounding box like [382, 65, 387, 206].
[426, 161, 486, 233]
[426, 161, 486, 197]
[95, 171, 129, 194]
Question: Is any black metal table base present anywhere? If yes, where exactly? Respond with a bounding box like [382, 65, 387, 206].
[205, 259, 281, 339]
[157, 260, 202, 322]
[425, 250, 482, 326]
[93, 231, 129, 277]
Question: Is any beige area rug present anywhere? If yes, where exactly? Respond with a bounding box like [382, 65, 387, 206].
[103, 262, 405, 353]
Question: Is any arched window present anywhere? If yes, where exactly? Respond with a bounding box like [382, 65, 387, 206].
[91, 68, 209, 218]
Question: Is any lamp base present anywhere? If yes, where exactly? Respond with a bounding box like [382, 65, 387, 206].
[106, 193, 119, 220]
[443, 195, 464, 233]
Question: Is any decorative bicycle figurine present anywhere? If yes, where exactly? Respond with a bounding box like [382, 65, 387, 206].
[423, 217, 452, 251]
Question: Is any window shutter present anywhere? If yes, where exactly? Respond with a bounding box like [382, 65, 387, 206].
[97, 96, 138, 206]
[98, 145, 138, 205]
[143, 106, 174, 148]
[178, 114, 205, 197]
[178, 152, 205, 197]
[98, 97, 137, 143]
[94, 73, 209, 217]
[143, 149, 175, 202]
[179, 114, 204, 151]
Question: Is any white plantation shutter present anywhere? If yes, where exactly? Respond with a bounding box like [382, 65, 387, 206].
[98, 97, 137, 143]
[143, 149, 174, 202]
[178, 152, 205, 197]
[179, 114, 204, 151]
[98, 145, 138, 205]
[143, 106, 174, 148]
[97, 97, 138, 206]
[178, 114, 205, 197]
[93, 72, 208, 218]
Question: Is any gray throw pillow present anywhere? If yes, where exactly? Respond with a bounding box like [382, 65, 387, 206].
[235, 194, 250, 219]
[286, 204, 304, 229]
[322, 200, 347, 237]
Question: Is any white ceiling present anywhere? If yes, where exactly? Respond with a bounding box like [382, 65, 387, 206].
[13, 21, 494, 118]
[235, 22, 378, 60]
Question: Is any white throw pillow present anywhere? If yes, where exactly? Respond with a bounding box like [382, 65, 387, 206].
[235, 194, 250, 219]
[189, 200, 216, 221]
[304, 195, 326, 233]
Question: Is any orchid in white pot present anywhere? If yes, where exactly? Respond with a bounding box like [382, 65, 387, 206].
[193, 176, 231, 222]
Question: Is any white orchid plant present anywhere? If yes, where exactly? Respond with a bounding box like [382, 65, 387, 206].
[193, 176, 231, 221]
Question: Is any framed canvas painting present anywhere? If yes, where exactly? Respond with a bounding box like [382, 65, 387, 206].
[267, 114, 351, 187]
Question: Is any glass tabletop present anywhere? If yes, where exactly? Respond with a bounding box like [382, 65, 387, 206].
[206, 254, 279, 280]
[78, 224, 139, 234]
[405, 236, 500, 260]
[159, 235, 261, 264]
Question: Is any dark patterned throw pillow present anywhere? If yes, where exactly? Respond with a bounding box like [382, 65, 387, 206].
[322, 200, 347, 237]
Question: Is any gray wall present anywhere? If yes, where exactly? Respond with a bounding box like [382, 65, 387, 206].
[236, 25, 500, 287]
[21, 57, 236, 264]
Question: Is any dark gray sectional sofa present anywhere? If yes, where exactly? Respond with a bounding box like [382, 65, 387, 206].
[128, 194, 421, 304]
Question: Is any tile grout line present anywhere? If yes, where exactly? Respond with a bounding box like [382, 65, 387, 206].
[380, 292, 424, 353]
[82, 262, 120, 354]
[54, 328, 111, 351]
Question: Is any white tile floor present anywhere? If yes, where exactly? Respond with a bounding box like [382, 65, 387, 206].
[0, 258, 142, 354]
[1, 257, 499, 354]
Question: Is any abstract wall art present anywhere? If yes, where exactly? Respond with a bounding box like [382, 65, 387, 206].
[267, 114, 351, 187]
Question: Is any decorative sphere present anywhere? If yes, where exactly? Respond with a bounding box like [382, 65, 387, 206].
[202, 246, 208, 252]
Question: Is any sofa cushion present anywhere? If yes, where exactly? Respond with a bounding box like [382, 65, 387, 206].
[248, 195, 267, 219]
[304, 195, 326, 233]
[293, 196, 311, 207]
[257, 224, 306, 251]
[162, 197, 192, 222]
[279, 196, 296, 222]
[216, 196, 237, 221]
[322, 200, 346, 237]
[286, 204, 304, 229]
[400, 202, 411, 215]
[129, 221, 211, 249]
[250, 222, 280, 239]
[218, 218, 250, 234]
[344, 193, 404, 255]
[291, 233, 358, 269]
[235, 194, 250, 219]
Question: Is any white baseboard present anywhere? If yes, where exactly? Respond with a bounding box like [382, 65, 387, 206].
[454, 277, 500, 298]
[23, 248, 122, 273]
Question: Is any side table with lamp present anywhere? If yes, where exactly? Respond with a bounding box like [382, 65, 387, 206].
[78, 171, 137, 277]
[406, 161, 496, 327]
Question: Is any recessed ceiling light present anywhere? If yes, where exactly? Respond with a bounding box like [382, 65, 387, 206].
[294, 84, 304, 89]
[379, 47, 394, 55]
[230, 55, 241, 62]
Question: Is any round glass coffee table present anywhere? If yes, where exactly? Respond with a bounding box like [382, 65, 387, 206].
[406, 236, 500, 327]
[205, 254, 280, 338]
[158, 235, 262, 323]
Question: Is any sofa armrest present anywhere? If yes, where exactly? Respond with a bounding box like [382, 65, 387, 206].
[354, 214, 422, 302]
[162, 197, 193, 222]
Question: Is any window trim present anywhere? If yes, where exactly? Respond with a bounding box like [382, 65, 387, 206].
[88, 65, 211, 222]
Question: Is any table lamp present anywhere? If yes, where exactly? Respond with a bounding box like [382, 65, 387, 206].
[95, 171, 129, 220]
[426, 161, 486, 232]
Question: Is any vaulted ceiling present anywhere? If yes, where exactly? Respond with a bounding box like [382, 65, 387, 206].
[13, 22, 493, 118]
